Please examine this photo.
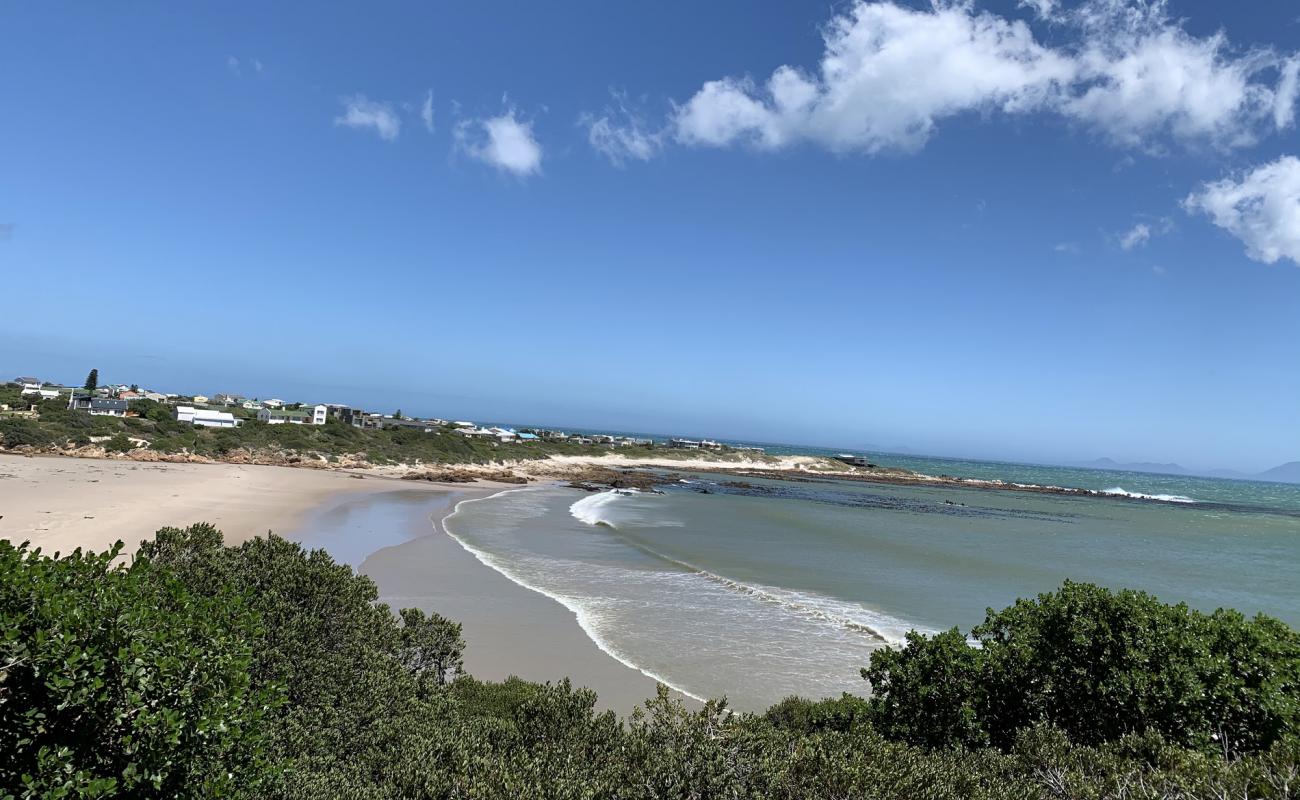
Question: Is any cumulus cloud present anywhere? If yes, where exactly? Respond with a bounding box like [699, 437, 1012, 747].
[1184, 155, 1300, 265]
[334, 95, 401, 141]
[455, 110, 543, 177]
[421, 90, 435, 133]
[674, 3, 1072, 154]
[593, 0, 1298, 160]
[580, 93, 664, 165]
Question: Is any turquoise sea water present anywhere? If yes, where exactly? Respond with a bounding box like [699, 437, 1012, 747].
[443, 463, 1300, 711]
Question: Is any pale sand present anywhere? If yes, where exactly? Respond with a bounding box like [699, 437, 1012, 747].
[0, 453, 444, 555]
[2, 453, 668, 713]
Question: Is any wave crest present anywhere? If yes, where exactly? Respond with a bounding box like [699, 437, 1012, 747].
[1102, 487, 1196, 503]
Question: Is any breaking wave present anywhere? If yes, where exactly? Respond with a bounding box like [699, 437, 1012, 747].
[569, 490, 926, 645]
[1102, 487, 1196, 504]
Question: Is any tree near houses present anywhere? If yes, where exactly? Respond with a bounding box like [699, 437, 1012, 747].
[83, 368, 98, 391]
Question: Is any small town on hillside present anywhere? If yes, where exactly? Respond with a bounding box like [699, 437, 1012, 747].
[2, 372, 766, 454]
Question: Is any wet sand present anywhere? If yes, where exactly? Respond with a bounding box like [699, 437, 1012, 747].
[297, 487, 669, 714]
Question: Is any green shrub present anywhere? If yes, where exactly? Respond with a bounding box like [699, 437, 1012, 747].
[0, 540, 279, 798]
[865, 581, 1300, 754]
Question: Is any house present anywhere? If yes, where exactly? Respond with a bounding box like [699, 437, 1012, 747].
[455, 427, 496, 438]
[258, 408, 309, 425]
[669, 438, 702, 450]
[517, 432, 540, 442]
[69, 396, 128, 417]
[191, 395, 210, 404]
[176, 406, 239, 428]
[257, 405, 327, 425]
[117, 390, 142, 400]
[142, 391, 168, 402]
[263, 399, 284, 409]
[242, 400, 264, 410]
[13, 376, 40, 386]
[335, 406, 382, 428]
[488, 427, 519, 442]
[21, 383, 61, 401]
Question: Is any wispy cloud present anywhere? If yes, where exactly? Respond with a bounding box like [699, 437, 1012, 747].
[226, 55, 242, 76]
[580, 92, 665, 166]
[1118, 217, 1174, 250]
[1185, 155, 1300, 266]
[421, 90, 435, 133]
[454, 109, 543, 177]
[1054, 241, 1080, 254]
[334, 95, 401, 141]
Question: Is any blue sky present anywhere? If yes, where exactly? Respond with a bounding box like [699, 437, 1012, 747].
[2, 0, 1299, 471]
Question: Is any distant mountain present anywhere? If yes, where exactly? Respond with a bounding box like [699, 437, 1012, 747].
[1074, 458, 1190, 476]
[1256, 461, 1300, 484]
[1077, 457, 1300, 484]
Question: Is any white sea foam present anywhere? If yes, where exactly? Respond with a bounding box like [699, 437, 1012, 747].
[1102, 487, 1197, 504]
[441, 487, 710, 704]
[569, 489, 633, 527]
[568, 490, 926, 646]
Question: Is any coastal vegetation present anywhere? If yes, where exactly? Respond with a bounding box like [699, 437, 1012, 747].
[4, 525, 1298, 799]
[0, 388, 663, 467]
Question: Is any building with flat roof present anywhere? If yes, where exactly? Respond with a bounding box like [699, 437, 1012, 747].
[177, 406, 239, 428]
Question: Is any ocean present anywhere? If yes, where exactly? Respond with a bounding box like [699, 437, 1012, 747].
[442, 457, 1300, 711]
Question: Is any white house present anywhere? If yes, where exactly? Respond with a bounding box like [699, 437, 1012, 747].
[263, 398, 284, 409]
[242, 400, 264, 410]
[455, 427, 496, 438]
[257, 404, 328, 425]
[176, 406, 239, 428]
[21, 383, 61, 401]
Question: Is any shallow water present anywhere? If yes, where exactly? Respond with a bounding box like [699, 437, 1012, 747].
[444, 471, 1300, 711]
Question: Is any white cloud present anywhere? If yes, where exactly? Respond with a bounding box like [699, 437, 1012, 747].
[1061, 2, 1284, 149]
[581, 94, 664, 165]
[1117, 216, 1173, 250]
[1019, 0, 1059, 21]
[1275, 56, 1300, 129]
[1119, 222, 1152, 249]
[598, 0, 1299, 160]
[1184, 155, 1300, 265]
[455, 110, 543, 177]
[1054, 241, 1080, 253]
[421, 90, 435, 133]
[334, 95, 401, 141]
[226, 55, 241, 76]
[252, 59, 264, 73]
[674, 3, 1072, 154]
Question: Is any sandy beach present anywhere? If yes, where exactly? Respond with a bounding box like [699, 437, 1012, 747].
[328, 488, 669, 713]
[0, 453, 438, 555]
[1, 452, 669, 714]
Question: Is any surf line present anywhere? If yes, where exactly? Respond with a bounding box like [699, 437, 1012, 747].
[436, 485, 710, 706]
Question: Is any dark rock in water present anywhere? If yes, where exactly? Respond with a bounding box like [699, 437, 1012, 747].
[564, 467, 674, 493]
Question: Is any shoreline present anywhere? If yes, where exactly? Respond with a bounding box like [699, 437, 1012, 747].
[3, 452, 678, 714]
[0, 445, 1216, 509]
[351, 485, 675, 713]
[435, 486, 708, 707]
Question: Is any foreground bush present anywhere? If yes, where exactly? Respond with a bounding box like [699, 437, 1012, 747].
[4, 528, 1298, 799]
[865, 580, 1300, 754]
[0, 540, 277, 798]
